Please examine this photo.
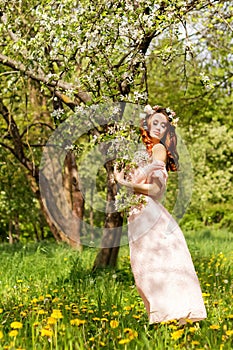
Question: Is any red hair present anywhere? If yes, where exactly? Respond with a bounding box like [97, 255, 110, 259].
[140, 107, 179, 172]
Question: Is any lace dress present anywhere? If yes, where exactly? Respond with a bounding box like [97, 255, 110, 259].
[127, 152, 207, 325]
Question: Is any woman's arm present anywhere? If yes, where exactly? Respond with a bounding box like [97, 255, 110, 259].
[116, 177, 162, 196]
[114, 144, 167, 196]
[114, 164, 162, 196]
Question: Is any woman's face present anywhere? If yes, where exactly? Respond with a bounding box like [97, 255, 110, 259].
[148, 113, 168, 141]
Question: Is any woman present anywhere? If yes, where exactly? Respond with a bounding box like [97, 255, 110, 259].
[114, 105, 207, 325]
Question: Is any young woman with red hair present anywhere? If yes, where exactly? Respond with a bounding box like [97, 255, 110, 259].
[114, 104, 206, 325]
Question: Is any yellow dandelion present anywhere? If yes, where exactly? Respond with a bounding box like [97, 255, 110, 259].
[51, 309, 63, 319]
[124, 328, 138, 339]
[11, 322, 23, 329]
[171, 329, 184, 340]
[104, 311, 110, 316]
[38, 310, 46, 315]
[110, 320, 119, 328]
[101, 318, 108, 322]
[189, 327, 197, 333]
[33, 322, 40, 327]
[81, 298, 88, 303]
[70, 319, 86, 326]
[168, 324, 177, 330]
[88, 310, 94, 314]
[191, 340, 200, 346]
[92, 317, 101, 321]
[38, 296, 44, 301]
[0, 309, 3, 314]
[9, 330, 18, 337]
[99, 341, 105, 346]
[112, 311, 119, 316]
[20, 311, 27, 317]
[0, 330, 3, 339]
[31, 298, 38, 304]
[41, 328, 53, 337]
[123, 306, 132, 311]
[52, 297, 59, 303]
[47, 317, 56, 325]
[119, 338, 131, 344]
[226, 330, 233, 336]
[226, 314, 233, 319]
[72, 308, 80, 314]
[202, 293, 210, 297]
[209, 324, 220, 330]
[132, 315, 141, 319]
[89, 337, 95, 342]
[185, 319, 193, 324]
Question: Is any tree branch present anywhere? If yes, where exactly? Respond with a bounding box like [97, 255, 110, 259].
[0, 98, 39, 179]
[0, 53, 91, 104]
[20, 122, 55, 139]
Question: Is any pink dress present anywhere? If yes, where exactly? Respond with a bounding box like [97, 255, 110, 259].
[127, 158, 207, 325]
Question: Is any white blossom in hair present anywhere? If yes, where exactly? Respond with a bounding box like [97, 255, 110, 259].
[171, 117, 179, 127]
[144, 104, 154, 115]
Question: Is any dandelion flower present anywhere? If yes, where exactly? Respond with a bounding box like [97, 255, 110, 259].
[51, 309, 63, 319]
[119, 338, 131, 344]
[226, 330, 233, 336]
[209, 324, 220, 330]
[171, 329, 184, 340]
[47, 317, 56, 325]
[124, 328, 138, 339]
[70, 319, 86, 326]
[110, 320, 119, 328]
[123, 306, 132, 311]
[0, 331, 3, 339]
[38, 310, 46, 315]
[41, 328, 53, 337]
[92, 317, 101, 321]
[189, 327, 197, 333]
[191, 340, 200, 345]
[9, 330, 18, 337]
[11, 321, 23, 329]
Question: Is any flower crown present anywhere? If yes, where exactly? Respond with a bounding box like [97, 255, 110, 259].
[140, 104, 179, 129]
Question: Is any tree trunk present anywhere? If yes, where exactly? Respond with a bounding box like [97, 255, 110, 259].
[93, 160, 123, 270]
[63, 151, 84, 248]
[8, 220, 13, 244]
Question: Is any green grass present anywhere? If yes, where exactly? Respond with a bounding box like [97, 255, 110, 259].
[0, 228, 232, 350]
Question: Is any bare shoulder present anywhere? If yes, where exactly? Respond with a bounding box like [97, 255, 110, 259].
[152, 143, 167, 162]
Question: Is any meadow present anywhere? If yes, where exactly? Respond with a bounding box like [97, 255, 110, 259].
[0, 228, 232, 350]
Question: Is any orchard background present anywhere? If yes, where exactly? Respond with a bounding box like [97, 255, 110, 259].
[0, 1, 232, 348]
